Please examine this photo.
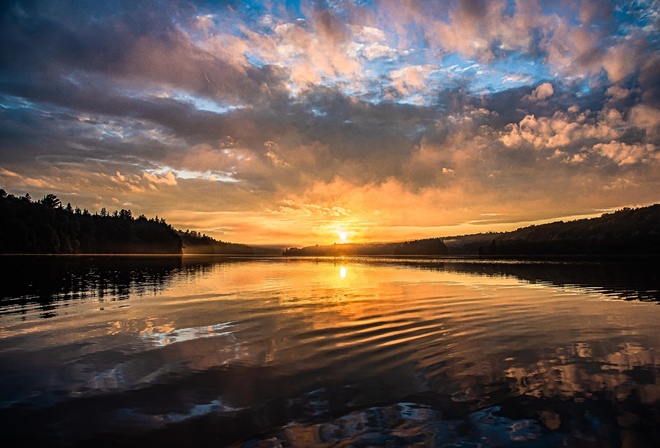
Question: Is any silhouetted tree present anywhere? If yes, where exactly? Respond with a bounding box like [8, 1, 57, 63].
[0, 189, 183, 254]
[39, 194, 61, 209]
[119, 209, 133, 220]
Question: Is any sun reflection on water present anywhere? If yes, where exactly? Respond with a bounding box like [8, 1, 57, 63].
[0, 258, 659, 446]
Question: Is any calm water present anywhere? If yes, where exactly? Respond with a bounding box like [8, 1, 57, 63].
[0, 256, 658, 447]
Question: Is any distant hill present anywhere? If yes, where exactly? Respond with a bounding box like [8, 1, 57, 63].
[478, 205, 660, 256]
[283, 238, 448, 257]
[442, 232, 505, 255]
[445, 204, 660, 256]
[179, 230, 280, 255]
[0, 189, 276, 255]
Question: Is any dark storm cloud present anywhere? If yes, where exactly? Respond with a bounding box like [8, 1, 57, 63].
[0, 0, 287, 106]
[1, 1, 174, 73]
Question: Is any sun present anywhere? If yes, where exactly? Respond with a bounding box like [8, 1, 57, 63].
[338, 231, 348, 242]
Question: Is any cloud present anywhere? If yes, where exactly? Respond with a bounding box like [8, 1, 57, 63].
[606, 85, 637, 102]
[1, 0, 659, 246]
[592, 141, 658, 166]
[602, 42, 639, 82]
[629, 104, 660, 140]
[0, 167, 56, 189]
[524, 82, 554, 101]
[362, 41, 397, 60]
[579, 0, 616, 25]
[235, 9, 363, 94]
[281, 176, 479, 241]
[142, 170, 178, 186]
[500, 109, 623, 150]
[390, 65, 436, 95]
[265, 142, 290, 168]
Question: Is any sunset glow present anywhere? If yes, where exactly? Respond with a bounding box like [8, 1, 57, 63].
[1, 1, 658, 247]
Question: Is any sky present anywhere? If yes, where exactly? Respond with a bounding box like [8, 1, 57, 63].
[1, 0, 659, 247]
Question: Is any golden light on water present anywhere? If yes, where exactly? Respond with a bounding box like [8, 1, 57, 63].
[339, 266, 347, 280]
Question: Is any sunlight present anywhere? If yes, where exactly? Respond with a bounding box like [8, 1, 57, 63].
[339, 231, 348, 242]
[339, 266, 347, 280]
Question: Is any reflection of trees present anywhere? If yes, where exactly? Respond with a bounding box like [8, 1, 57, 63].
[385, 259, 660, 302]
[0, 257, 191, 319]
[0, 257, 265, 320]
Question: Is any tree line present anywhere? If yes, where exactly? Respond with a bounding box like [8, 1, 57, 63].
[478, 204, 660, 256]
[0, 190, 182, 254]
[283, 238, 448, 257]
[178, 230, 277, 255]
[0, 189, 266, 255]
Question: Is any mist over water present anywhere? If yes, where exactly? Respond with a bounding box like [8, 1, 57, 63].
[0, 256, 658, 446]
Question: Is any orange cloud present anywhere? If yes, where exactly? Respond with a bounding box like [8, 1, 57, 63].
[0, 167, 56, 189]
[500, 110, 623, 150]
[592, 142, 657, 166]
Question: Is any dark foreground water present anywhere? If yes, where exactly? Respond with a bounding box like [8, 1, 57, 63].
[0, 256, 658, 447]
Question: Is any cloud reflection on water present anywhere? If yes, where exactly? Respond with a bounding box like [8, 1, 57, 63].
[0, 256, 658, 446]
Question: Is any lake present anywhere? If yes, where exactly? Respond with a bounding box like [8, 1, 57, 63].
[0, 255, 658, 447]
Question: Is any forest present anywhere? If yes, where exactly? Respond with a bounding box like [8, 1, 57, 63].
[283, 238, 448, 257]
[178, 230, 279, 255]
[0, 189, 262, 255]
[478, 204, 660, 256]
